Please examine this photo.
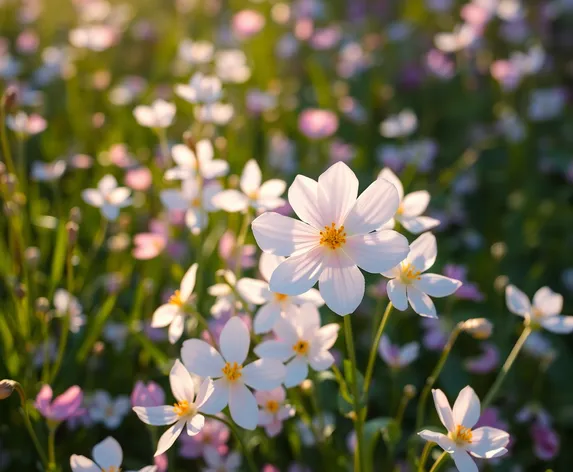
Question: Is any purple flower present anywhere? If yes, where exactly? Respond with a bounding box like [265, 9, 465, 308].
[298, 109, 338, 140]
[130, 381, 166, 408]
[464, 343, 500, 374]
[35, 385, 84, 422]
[443, 264, 484, 301]
[420, 318, 449, 351]
[179, 417, 230, 459]
[531, 422, 560, 461]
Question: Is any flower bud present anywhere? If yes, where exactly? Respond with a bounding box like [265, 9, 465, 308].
[24, 246, 41, 268]
[35, 297, 50, 316]
[69, 206, 82, 224]
[66, 222, 79, 245]
[0, 379, 16, 400]
[300, 379, 313, 393]
[403, 384, 417, 399]
[461, 318, 493, 340]
[183, 131, 196, 154]
[1, 86, 19, 113]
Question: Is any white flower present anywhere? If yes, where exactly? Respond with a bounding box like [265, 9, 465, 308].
[133, 360, 214, 456]
[31, 160, 66, 182]
[202, 448, 242, 472]
[251, 161, 410, 315]
[378, 168, 440, 234]
[237, 252, 324, 334]
[70, 436, 156, 472]
[175, 72, 222, 104]
[165, 140, 229, 181]
[506, 285, 573, 334]
[6, 112, 47, 135]
[82, 175, 132, 221]
[160, 179, 222, 234]
[69, 25, 116, 51]
[89, 391, 131, 429]
[254, 303, 339, 387]
[53, 289, 86, 333]
[178, 39, 214, 65]
[181, 317, 286, 430]
[378, 335, 419, 369]
[382, 232, 461, 318]
[151, 264, 198, 344]
[195, 103, 234, 125]
[215, 50, 251, 83]
[418, 386, 510, 472]
[133, 99, 176, 128]
[255, 387, 295, 437]
[434, 24, 478, 53]
[213, 159, 286, 213]
[380, 109, 418, 138]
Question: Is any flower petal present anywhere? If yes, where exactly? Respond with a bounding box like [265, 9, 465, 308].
[407, 286, 437, 318]
[199, 378, 229, 414]
[344, 230, 409, 274]
[468, 427, 510, 458]
[236, 278, 270, 305]
[432, 389, 455, 432]
[387, 279, 408, 311]
[242, 358, 286, 390]
[259, 252, 284, 282]
[288, 175, 323, 228]
[212, 189, 249, 213]
[540, 316, 573, 334]
[269, 246, 325, 296]
[407, 232, 437, 272]
[70, 455, 101, 472]
[417, 430, 454, 452]
[259, 179, 286, 199]
[452, 386, 480, 429]
[240, 160, 262, 196]
[253, 303, 282, 334]
[132, 406, 178, 426]
[533, 286, 563, 317]
[181, 339, 225, 378]
[229, 383, 258, 430]
[170, 359, 195, 403]
[317, 162, 358, 227]
[254, 340, 293, 362]
[284, 357, 309, 387]
[180, 263, 198, 301]
[312, 324, 340, 351]
[92, 437, 123, 470]
[155, 420, 185, 456]
[378, 168, 404, 201]
[168, 315, 185, 344]
[151, 304, 179, 328]
[195, 378, 215, 408]
[414, 274, 462, 298]
[452, 449, 478, 472]
[318, 251, 364, 316]
[400, 216, 440, 234]
[308, 350, 334, 371]
[401, 191, 430, 217]
[82, 189, 104, 207]
[220, 317, 250, 365]
[505, 284, 531, 316]
[252, 212, 320, 257]
[186, 414, 205, 436]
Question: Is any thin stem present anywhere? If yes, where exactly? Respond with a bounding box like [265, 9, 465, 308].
[417, 442, 434, 472]
[48, 425, 57, 470]
[395, 387, 412, 427]
[343, 315, 365, 472]
[157, 127, 171, 167]
[362, 302, 393, 397]
[205, 414, 257, 472]
[428, 451, 448, 472]
[415, 325, 462, 432]
[0, 104, 17, 177]
[482, 325, 532, 409]
[233, 209, 252, 279]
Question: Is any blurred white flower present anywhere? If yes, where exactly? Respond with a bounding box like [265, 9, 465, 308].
[69, 25, 116, 51]
[178, 39, 214, 64]
[202, 449, 242, 472]
[31, 160, 66, 182]
[6, 112, 47, 135]
[255, 387, 295, 437]
[82, 174, 132, 221]
[215, 50, 251, 83]
[195, 103, 234, 125]
[133, 99, 176, 128]
[434, 24, 478, 53]
[89, 391, 131, 429]
[165, 140, 229, 181]
[53, 289, 86, 333]
[378, 335, 419, 369]
[175, 72, 222, 104]
[380, 109, 418, 138]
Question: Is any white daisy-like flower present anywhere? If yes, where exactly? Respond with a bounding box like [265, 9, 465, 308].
[382, 233, 461, 318]
[88, 391, 131, 430]
[251, 161, 410, 315]
[165, 140, 229, 181]
[133, 360, 214, 456]
[418, 386, 510, 472]
[506, 285, 573, 334]
[254, 303, 339, 387]
[237, 252, 324, 334]
[255, 386, 295, 437]
[81, 175, 132, 221]
[175, 72, 222, 104]
[53, 289, 86, 333]
[379, 109, 418, 138]
[133, 99, 176, 128]
[151, 264, 198, 344]
[181, 317, 286, 430]
[378, 335, 419, 369]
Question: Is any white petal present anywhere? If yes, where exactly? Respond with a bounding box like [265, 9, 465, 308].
[387, 279, 408, 311]
[312, 324, 339, 351]
[170, 359, 195, 403]
[160, 189, 188, 211]
[92, 437, 123, 470]
[284, 357, 309, 387]
[308, 350, 334, 371]
[414, 274, 462, 298]
[171, 144, 196, 168]
[407, 286, 437, 318]
[151, 304, 178, 328]
[400, 216, 441, 234]
[398, 342, 419, 366]
[186, 414, 205, 436]
[252, 212, 320, 257]
[317, 162, 358, 227]
[240, 160, 262, 196]
[269, 246, 325, 296]
[195, 378, 215, 408]
[155, 420, 185, 456]
[417, 430, 453, 452]
[101, 204, 120, 221]
[540, 316, 573, 334]
[236, 278, 270, 305]
[70, 455, 101, 472]
[181, 339, 225, 378]
[273, 316, 300, 344]
[452, 386, 480, 429]
[533, 286, 563, 317]
[259, 252, 284, 282]
[180, 263, 198, 301]
[259, 179, 286, 199]
[132, 406, 178, 426]
[407, 232, 437, 272]
[202, 160, 229, 179]
[401, 191, 430, 217]
[82, 189, 104, 207]
[344, 230, 409, 274]
[319, 251, 364, 316]
[229, 383, 258, 430]
[108, 187, 131, 206]
[452, 449, 478, 472]
[291, 288, 324, 306]
[253, 303, 282, 334]
[505, 284, 531, 316]
[378, 168, 404, 201]
[254, 340, 293, 362]
[288, 175, 324, 228]
[220, 317, 250, 365]
[212, 189, 249, 213]
[432, 389, 455, 432]
[242, 358, 286, 390]
[468, 427, 510, 458]
[168, 315, 185, 344]
[199, 378, 229, 414]
[98, 175, 118, 193]
[344, 178, 400, 235]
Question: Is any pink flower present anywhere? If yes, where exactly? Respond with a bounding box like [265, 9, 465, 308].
[232, 10, 265, 39]
[35, 385, 84, 422]
[464, 343, 500, 374]
[132, 233, 167, 260]
[178, 417, 230, 459]
[125, 167, 153, 191]
[130, 381, 165, 408]
[218, 231, 256, 271]
[531, 422, 560, 461]
[298, 109, 338, 139]
[154, 454, 168, 472]
[255, 387, 295, 437]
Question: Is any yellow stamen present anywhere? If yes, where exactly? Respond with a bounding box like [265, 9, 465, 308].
[169, 290, 184, 307]
[274, 293, 289, 302]
[449, 424, 473, 445]
[191, 197, 201, 207]
[222, 362, 243, 381]
[319, 223, 347, 250]
[400, 262, 421, 283]
[266, 400, 280, 414]
[396, 204, 404, 216]
[292, 340, 309, 355]
[103, 467, 121, 472]
[173, 399, 196, 417]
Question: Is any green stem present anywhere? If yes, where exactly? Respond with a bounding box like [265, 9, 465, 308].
[205, 414, 257, 472]
[482, 325, 532, 409]
[417, 442, 434, 472]
[362, 302, 393, 397]
[233, 209, 252, 279]
[415, 325, 462, 432]
[0, 103, 17, 178]
[428, 451, 448, 472]
[48, 425, 57, 470]
[343, 315, 365, 472]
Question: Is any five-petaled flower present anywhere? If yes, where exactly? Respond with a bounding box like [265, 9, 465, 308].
[255, 387, 295, 437]
[82, 175, 132, 221]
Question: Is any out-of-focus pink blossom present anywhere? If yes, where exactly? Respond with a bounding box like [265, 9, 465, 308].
[421, 318, 449, 351]
[130, 381, 165, 408]
[16, 29, 39, 54]
[329, 140, 356, 164]
[132, 233, 167, 260]
[125, 167, 152, 191]
[154, 453, 168, 472]
[294, 18, 314, 41]
[298, 109, 338, 140]
[232, 10, 265, 39]
[218, 231, 256, 271]
[531, 422, 560, 461]
[179, 417, 230, 459]
[464, 343, 500, 374]
[35, 385, 84, 422]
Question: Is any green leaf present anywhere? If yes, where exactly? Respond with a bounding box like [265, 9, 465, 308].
[382, 420, 402, 451]
[76, 295, 118, 361]
[364, 417, 394, 461]
[49, 220, 68, 293]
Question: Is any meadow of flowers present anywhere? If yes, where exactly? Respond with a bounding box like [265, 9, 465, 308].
[1, 0, 573, 471]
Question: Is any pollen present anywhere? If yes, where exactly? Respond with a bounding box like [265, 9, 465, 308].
[191, 197, 201, 207]
[396, 204, 404, 216]
[266, 400, 280, 414]
[173, 399, 196, 417]
[449, 424, 473, 445]
[274, 293, 289, 302]
[400, 262, 421, 283]
[222, 362, 243, 381]
[292, 339, 309, 355]
[103, 467, 121, 472]
[169, 290, 184, 307]
[319, 223, 347, 250]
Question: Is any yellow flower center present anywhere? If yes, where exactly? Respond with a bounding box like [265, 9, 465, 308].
[396, 204, 404, 216]
[248, 190, 259, 200]
[274, 293, 289, 303]
[222, 362, 243, 382]
[532, 307, 544, 319]
[449, 424, 473, 445]
[319, 223, 347, 250]
[292, 339, 310, 355]
[400, 262, 421, 284]
[266, 399, 280, 414]
[191, 197, 201, 207]
[169, 290, 184, 307]
[103, 467, 121, 472]
[173, 399, 196, 417]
